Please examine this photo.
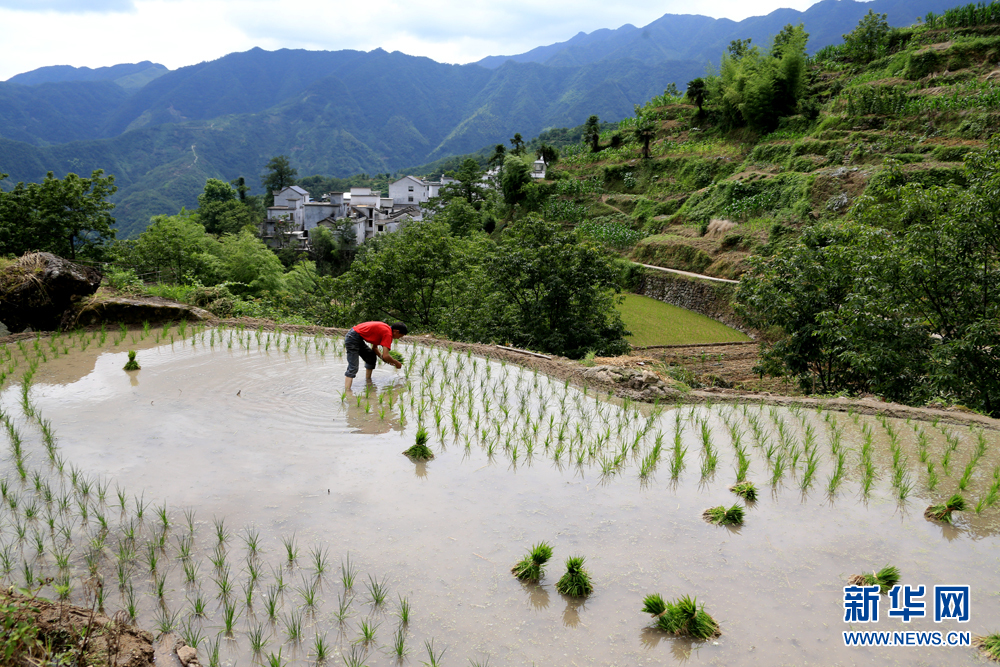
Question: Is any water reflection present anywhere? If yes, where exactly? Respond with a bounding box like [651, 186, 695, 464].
[560, 594, 587, 627]
[520, 581, 550, 610]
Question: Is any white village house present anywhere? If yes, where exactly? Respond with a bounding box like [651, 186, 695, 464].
[261, 164, 542, 248]
[261, 182, 429, 248]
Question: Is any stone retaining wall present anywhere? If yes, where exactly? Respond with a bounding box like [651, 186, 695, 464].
[634, 270, 754, 338]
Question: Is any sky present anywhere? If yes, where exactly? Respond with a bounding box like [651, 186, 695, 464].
[0, 0, 827, 81]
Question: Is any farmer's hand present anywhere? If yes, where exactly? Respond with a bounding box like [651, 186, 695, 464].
[392, 358, 403, 369]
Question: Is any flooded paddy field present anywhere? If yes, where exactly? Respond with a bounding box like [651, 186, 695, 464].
[2, 323, 999, 666]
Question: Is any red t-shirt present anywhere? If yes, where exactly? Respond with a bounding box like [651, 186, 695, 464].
[352, 321, 393, 349]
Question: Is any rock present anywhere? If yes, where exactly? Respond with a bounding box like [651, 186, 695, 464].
[67, 296, 212, 328]
[177, 645, 199, 666]
[582, 365, 680, 401]
[0, 252, 102, 333]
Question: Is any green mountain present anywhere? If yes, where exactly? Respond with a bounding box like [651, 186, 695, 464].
[0, 0, 969, 236]
[6, 61, 168, 89]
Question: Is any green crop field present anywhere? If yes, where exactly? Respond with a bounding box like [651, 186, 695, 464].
[617, 293, 750, 347]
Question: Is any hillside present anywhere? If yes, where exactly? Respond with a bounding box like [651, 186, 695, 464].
[534, 9, 1000, 283]
[0, 0, 965, 237]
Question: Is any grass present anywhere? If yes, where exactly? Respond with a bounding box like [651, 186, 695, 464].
[702, 504, 745, 525]
[642, 593, 721, 639]
[554, 556, 593, 597]
[511, 541, 553, 582]
[924, 494, 967, 523]
[616, 293, 749, 346]
[848, 565, 901, 594]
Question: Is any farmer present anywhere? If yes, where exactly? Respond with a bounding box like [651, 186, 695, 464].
[344, 321, 407, 391]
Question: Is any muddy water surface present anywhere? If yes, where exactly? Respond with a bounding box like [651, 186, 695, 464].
[4, 327, 1000, 666]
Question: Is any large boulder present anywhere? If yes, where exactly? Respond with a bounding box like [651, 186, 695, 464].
[581, 364, 682, 401]
[69, 295, 212, 327]
[0, 253, 102, 333]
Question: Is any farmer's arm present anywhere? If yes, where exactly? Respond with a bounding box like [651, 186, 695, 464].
[375, 344, 402, 368]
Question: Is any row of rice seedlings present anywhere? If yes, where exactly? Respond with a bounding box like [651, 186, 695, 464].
[0, 346, 430, 667]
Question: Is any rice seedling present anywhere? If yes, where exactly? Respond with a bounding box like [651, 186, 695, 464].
[642, 594, 721, 639]
[827, 450, 846, 495]
[511, 541, 553, 582]
[973, 633, 1000, 661]
[222, 599, 240, 635]
[191, 591, 207, 617]
[554, 556, 593, 597]
[404, 426, 435, 461]
[354, 616, 379, 645]
[422, 639, 446, 667]
[729, 481, 757, 502]
[282, 534, 298, 563]
[334, 593, 352, 624]
[299, 577, 318, 608]
[848, 565, 900, 594]
[180, 617, 205, 651]
[770, 452, 785, 487]
[183, 560, 199, 584]
[212, 516, 229, 545]
[123, 350, 140, 371]
[154, 607, 180, 635]
[341, 645, 369, 667]
[702, 504, 745, 526]
[925, 494, 966, 523]
[341, 553, 357, 590]
[395, 595, 411, 625]
[365, 574, 389, 606]
[283, 610, 303, 643]
[391, 624, 408, 658]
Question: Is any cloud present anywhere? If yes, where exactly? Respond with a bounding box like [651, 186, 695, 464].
[0, 0, 828, 82]
[0, 0, 135, 12]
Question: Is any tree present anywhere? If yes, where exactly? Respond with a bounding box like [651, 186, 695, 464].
[438, 158, 486, 208]
[488, 144, 506, 170]
[737, 145, 1000, 415]
[772, 23, 808, 58]
[843, 10, 890, 64]
[633, 117, 657, 159]
[260, 155, 297, 206]
[536, 144, 559, 165]
[309, 220, 357, 276]
[435, 197, 481, 236]
[500, 155, 531, 207]
[130, 211, 219, 283]
[230, 176, 249, 202]
[728, 38, 752, 59]
[197, 178, 257, 235]
[217, 228, 286, 294]
[686, 78, 708, 115]
[583, 115, 601, 153]
[0, 170, 117, 260]
[334, 219, 468, 327]
[510, 133, 526, 155]
[486, 219, 630, 358]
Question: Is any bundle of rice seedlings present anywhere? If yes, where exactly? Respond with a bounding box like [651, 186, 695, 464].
[702, 504, 744, 526]
[511, 541, 553, 582]
[387, 350, 404, 365]
[847, 565, 900, 594]
[973, 633, 1000, 661]
[642, 593, 720, 640]
[555, 556, 592, 597]
[403, 426, 434, 461]
[729, 481, 757, 502]
[924, 494, 966, 523]
[123, 350, 140, 371]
